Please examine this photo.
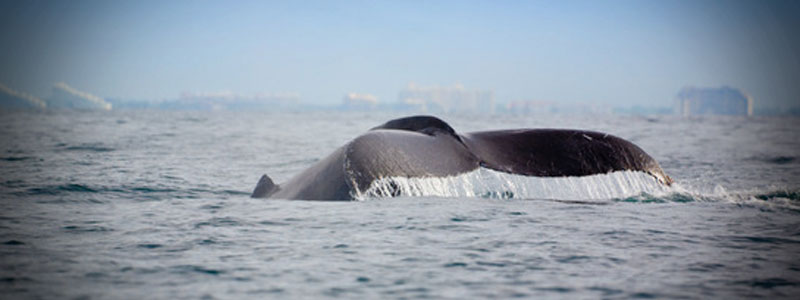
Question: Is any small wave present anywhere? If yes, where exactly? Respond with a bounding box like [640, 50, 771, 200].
[62, 225, 113, 233]
[615, 192, 698, 203]
[703, 185, 800, 208]
[27, 184, 98, 195]
[180, 116, 208, 123]
[753, 190, 800, 201]
[727, 236, 800, 245]
[0, 276, 33, 284]
[221, 190, 250, 196]
[172, 265, 224, 276]
[258, 220, 291, 226]
[128, 186, 179, 193]
[746, 155, 796, 165]
[21, 183, 250, 201]
[0, 156, 34, 162]
[615, 184, 800, 211]
[2, 180, 27, 189]
[733, 278, 799, 289]
[59, 143, 115, 152]
[194, 217, 244, 228]
[137, 243, 163, 249]
[669, 186, 800, 210]
[765, 156, 795, 165]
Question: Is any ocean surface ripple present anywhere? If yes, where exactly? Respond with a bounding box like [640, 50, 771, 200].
[1, 111, 799, 299]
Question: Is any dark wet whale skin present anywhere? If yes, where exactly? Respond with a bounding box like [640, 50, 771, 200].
[252, 116, 672, 200]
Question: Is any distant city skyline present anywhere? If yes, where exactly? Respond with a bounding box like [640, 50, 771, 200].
[1, 0, 798, 109]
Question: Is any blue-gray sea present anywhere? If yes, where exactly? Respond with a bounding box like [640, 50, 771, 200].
[1, 110, 799, 299]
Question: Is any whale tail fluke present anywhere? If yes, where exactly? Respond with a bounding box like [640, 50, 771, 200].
[461, 129, 673, 186]
[251, 174, 278, 198]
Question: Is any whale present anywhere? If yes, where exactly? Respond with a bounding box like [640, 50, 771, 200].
[251, 115, 673, 200]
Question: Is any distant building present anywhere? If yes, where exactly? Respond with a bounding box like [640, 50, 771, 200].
[504, 100, 612, 115]
[342, 93, 378, 110]
[170, 91, 300, 110]
[397, 83, 494, 114]
[505, 100, 556, 114]
[676, 86, 753, 116]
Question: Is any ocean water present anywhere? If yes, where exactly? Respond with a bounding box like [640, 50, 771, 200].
[1, 110, 799, 299]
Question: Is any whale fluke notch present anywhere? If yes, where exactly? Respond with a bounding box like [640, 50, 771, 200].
[371, 115, 460, 139]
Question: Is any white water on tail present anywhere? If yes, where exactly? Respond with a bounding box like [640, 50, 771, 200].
[356, 168, 672, 201]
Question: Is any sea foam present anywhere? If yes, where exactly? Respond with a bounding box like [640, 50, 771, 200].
[354, 168, 671, 201]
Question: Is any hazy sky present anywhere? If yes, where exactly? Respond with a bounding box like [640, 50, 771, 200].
[1, 0, 798, 108]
